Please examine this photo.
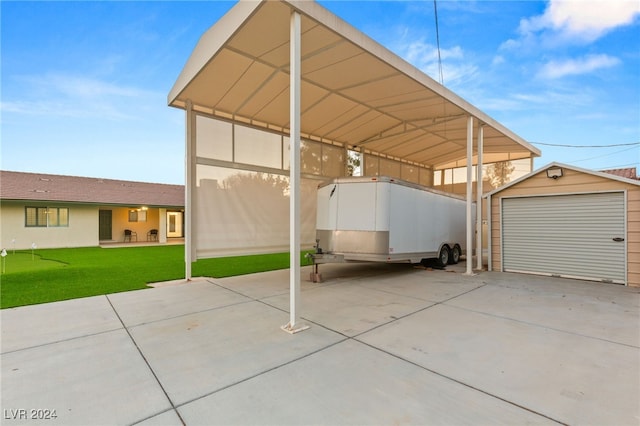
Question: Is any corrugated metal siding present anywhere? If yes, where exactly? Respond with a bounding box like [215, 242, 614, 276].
[502, 192, 626, 284]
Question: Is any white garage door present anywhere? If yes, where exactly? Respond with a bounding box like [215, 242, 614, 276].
[502, 192, 626, 284]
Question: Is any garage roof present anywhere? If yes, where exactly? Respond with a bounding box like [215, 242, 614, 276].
[485, 162, 640, 197]
[168, 0, 540, 170]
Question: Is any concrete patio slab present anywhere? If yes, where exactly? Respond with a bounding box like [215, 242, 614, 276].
[308, 262, 425, 281]
[2, 262, 638, 425]
[263, 279, 435, 337]
[178, 339, 552, 425]
[358, 303, 639, 425]
[1, 329, 171, 426]
[107, 279, 251, 327]
[127, 300, 344, 406]
[135, 409, 183, 426]
[212, 268, 297, 300]
[213, 263, 423, 301]
[355, 266, 485, 303]
[445, 272, 640, 347]
[0, 296, 121, 353]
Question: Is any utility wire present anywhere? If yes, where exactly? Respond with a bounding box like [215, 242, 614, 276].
[433, 0, 444, 85]
[531, 141, 639, 148]
[569, 146, 639, 163]
[597, 162, 639, 169]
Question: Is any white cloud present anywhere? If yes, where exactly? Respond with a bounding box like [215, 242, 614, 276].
[537, 54, 621, 78]
[404, 39, 463, 65]
[513, 88, 596, 106]
[474, 96, 526, 113]
[3, 73, 160, 120]
[477, 87, 597, 114]
[519, 0, 640, 43]
[1, 99, 137, 121]
[18, 73, 150, 99]
[393, 37, 478, 87]
[492, 55, 505, 66]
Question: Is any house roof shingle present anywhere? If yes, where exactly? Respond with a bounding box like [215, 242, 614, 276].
[601, 167, 639, 180]
[0, 171, 184, 208]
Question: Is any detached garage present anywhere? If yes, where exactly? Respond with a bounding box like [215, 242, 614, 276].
[486, 163, 640, 286]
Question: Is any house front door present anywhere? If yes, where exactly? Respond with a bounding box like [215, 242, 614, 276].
[167, 211, 183, 238]
[99, 210, 112, 240]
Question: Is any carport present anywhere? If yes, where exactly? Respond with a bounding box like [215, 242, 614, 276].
[168, 0, 540, 331]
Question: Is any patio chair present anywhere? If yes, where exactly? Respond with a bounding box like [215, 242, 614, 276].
[124, 229, 137, 242]
[147, 229, 158, 241]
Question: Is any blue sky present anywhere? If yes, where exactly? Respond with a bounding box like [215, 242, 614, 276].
[2, 0, 639, 184]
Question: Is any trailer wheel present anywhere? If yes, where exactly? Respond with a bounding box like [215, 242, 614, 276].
[437, 245, 450, 267]
[449, 245, 461, 265]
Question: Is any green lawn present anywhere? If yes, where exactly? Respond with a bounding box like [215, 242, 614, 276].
[0, 245, 312, 309]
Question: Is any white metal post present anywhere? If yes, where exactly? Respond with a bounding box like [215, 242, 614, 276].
[185, 99, 196, 281]
[282, 10, 308, 334]
[476, 124, 484, 271]
[465, 116, 474, 275]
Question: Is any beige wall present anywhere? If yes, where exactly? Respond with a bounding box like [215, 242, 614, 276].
[434, 180, 494, 198]
[1, 202, 179, 249]
[628, 190, 640, 286]
[0, 201, 98, 249]
[104, 207, 163, 243]
[488, 168, 640, 286]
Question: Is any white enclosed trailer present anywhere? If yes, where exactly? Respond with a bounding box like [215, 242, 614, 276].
[312, 176, 474, 269]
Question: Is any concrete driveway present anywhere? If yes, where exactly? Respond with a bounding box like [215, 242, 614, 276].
[2, 262, 638, 425]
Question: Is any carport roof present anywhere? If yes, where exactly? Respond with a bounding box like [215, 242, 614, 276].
[168, 0, 540, 170]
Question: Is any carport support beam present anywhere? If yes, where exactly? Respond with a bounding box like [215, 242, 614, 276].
[465, 116, 474, 276]
[476, 124, 483, 271]
[282, 10, 308, 334]
[185, 99, 196, 281]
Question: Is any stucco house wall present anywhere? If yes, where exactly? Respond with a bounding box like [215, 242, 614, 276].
[110, 207, 162, 243]
[1, 201, 98, 249]
[0, 171, 184, 250]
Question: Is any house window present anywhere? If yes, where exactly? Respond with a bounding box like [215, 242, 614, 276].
[25, 207, 69, 227]
[128, 209, 147, 222]
[25, 207, 46, 227]
[48, 207, 69, 227]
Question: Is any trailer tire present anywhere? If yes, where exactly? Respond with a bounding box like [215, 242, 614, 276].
[449, 245, 461, 265]
[437, 245, 450, 268]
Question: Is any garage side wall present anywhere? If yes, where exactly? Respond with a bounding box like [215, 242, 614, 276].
[628, 189, 640, 286]
[489, 168, 640, 286]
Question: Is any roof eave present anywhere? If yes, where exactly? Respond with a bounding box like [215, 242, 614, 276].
[0, 198, 184, 208]
[484, 161, 640, 198]
[167, 0, 264, 108]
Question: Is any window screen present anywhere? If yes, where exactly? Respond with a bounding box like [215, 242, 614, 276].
[25, 207, 47, 227]
[129, 210, 147, 222]
[235, 125, 282, 169]
[25, 207, 68, 227]
[196, 115, 233, 161]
